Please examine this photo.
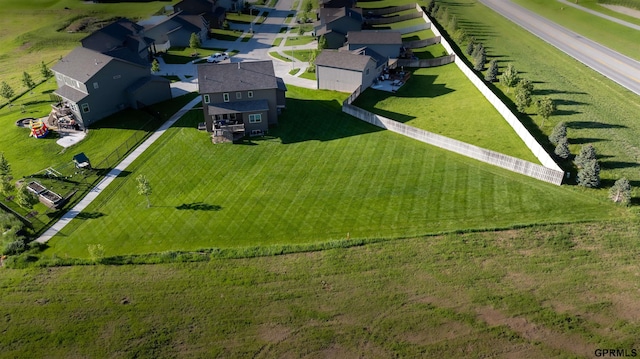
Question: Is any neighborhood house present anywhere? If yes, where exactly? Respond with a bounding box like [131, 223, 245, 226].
[197, 61, 287, 143]
[50, 19, 172, 129]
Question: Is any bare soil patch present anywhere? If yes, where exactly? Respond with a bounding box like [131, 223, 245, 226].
[477, 306, 596, 357]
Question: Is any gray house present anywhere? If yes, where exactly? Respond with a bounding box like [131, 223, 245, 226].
[80, 18, 152, 64]
[316, 49, 386, 92]
[50, 47, 171, 128]
[346, 31, 402, 59]
[172, 0, 226, 31]
[315, 7, 363, 49]
[144, 12, 208, 52]
[197, 61, 286, 142]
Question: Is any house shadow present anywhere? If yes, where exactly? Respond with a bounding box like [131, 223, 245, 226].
[175, 202, 222, 211]
[274, 97, 385, 144]
[388, 74, 454, 99]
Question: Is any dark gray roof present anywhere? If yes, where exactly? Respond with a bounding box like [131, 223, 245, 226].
[126, 76, 171, 94]
[347, 30, 402, 45]
[319, 7, 363, 24]
[352, 47, 386, 67]
[315, 50, 373, 71]
[198, 61, 284, 93]
[208, 99, 269, 114]
[54, 85, 88, 103]
[276, 77, 287, 92]
[80, 18, 150, 65]
[52, 47, 119, 83]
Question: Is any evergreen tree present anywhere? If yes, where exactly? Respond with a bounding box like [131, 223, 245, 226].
[609, 178, 631, 205]
[151, 59, 160, 73]
[499, 63, 519, 90]
[485, 59, 498, 82]
[472, 43, 485, 71]
[427, 0, 436, 14]
[577, 159, 600, 188]
[554, 136, 570, 159]
[22, 72, 35, 89]
[431, 3, 440, 17]
[549, 121, 567, 145]
[465, 40, 475, 56]
[449, 15, 458, 31]
[514, 78, 533, 113]
[574, 144, 597, 169]
[0, 81, 14, 100]
[0, 153, 10, 177]
[40, 61, 52, 79]
[318, 35, 327, 50]
[189, 33, 201, 54]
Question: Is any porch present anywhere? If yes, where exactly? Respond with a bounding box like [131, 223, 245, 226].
[47, 102, 81, 131]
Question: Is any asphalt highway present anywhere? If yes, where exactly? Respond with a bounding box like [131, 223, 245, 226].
[479, 0, 640, 96]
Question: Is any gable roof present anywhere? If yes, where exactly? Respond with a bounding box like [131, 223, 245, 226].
[80, 18, 151, 65]
[347, 30, 402, 45]
[350, 47, 386, 66]
[52, 47, 119, 83]
[174, 0, 215, 14]
[198, 61, 284, 93]
[315, 50, 373, 71]
[319, 7, 363, 24]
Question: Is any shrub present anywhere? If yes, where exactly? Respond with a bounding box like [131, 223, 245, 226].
[609, 178, 631, 205]
[549, 122, 567, 145]
[574, 144, 597, 169]
[577, 159, 600, 188]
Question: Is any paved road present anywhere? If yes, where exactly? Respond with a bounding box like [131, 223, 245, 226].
[556, 0, 640, 31]
[479, 0, 640, 96]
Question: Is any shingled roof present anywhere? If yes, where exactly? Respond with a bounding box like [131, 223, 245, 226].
[347, 30, 402, 45]
[197, 61, 284, 93]
[52, 47, 137, 83]
[315, 50, 373, 71]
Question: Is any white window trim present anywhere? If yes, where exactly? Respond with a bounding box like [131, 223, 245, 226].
[248, 91, 253, 98]
[204, 94, 210, 104]
[248, 113, 262, 123]
[81, 103, 90, 113]
[236, 92, 242, 99]
[223, 93, 230, 102]
[93, 82, 99, 89]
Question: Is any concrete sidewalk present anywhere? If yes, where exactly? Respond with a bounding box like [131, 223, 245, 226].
[36, 96, 202, 244]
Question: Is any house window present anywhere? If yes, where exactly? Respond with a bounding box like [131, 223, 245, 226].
[223, 93, 230, 102]
[93, 82, 99, 89]
[203, 94, 210, 104]
[248, 91, 253, 98]
[248, 114, 262, 123]
[366, 69, 370, 75]
[81, 103, 90, 113]
[70, 103, 79, 112]
[236, 92, 241, 99]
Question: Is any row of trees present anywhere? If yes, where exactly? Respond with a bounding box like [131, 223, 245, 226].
[428, 0, 632, 202]
[0, 61, 53, 101]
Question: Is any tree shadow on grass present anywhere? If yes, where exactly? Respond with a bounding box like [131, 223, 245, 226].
[566, 121, 627, 129]
[569, 137, 608, 145]
[599, 161, 640, 170]
[75, 211, 106, 220]
[175, 202, 222, 211]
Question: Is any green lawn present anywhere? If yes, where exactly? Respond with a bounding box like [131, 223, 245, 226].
[0, 1, 168, 107]
[402, 29, 437, 41]
[269, 51, 291, 62]
[299, 70, 316, 80]
[354, 64, 538, 162]
[225, 12, 258, 24]
[411, 43, 448, 59]
[5, 221, 640, 357]
[162, 47, 223, 64]
[284, 35, 315, 46]
[371, 17, 425, 30]
[42, 86, 622, 258]
[210, 28, 243, 41]
[580, 0, 640, 22]
[436, 0, 640, 187]
[285, 49, 315, 62]
[272, 37, 283, 46]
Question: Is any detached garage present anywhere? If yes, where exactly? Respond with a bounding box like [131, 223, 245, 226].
[315, 49, 383, 93]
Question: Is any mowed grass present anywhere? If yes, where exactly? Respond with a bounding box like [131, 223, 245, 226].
[354, 64, 539, 162]
[575, 0, 640, 24]
[0, 0, 168, 105]
[5, 221, 640, 357]
[437, 0, 640, 188]
[510, 0, 640, 61]
[43, 86, 623, 258]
